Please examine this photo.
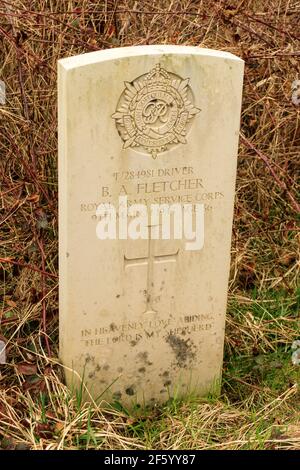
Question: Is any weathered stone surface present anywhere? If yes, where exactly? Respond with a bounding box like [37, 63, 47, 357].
[58, 45, 244, 406]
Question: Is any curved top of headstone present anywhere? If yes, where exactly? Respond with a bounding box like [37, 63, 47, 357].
[58, 45, 244, 70]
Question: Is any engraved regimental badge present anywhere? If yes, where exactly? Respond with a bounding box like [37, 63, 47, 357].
[112, 64, 200, 159]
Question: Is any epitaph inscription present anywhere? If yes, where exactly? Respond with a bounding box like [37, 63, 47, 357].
[112, 64, 200, 159]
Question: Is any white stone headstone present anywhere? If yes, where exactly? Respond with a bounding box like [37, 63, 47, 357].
[0, 340, 6, 364]
[0, 80, 5, 105]
[58, 45, 244, 406]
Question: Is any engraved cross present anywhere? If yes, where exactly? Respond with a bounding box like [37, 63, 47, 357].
[124, 225, 179, 314]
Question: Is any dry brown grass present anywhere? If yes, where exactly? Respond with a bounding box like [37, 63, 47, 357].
[0, 0, 299, 450]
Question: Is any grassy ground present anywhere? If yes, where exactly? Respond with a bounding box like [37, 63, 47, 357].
[0, 0, 299, 450]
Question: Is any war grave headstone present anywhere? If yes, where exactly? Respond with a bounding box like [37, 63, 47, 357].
[58, 45, 244, 406]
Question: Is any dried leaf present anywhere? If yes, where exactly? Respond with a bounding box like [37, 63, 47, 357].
[16, 362, 37, 375]
[27, 194, 40, 203]
[0, 437, 15, 450]
[54, 422, 64, 433]
[23, 377, 46, 393]
[279, 253, 296, 266]
[15, 443, 30, 450]
[35, 423, 54, 439]
[44, 365, 53, 376]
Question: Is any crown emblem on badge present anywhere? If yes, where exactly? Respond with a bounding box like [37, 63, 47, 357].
[112, 64, 200, 159]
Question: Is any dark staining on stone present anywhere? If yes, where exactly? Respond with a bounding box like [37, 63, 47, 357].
[160, 389, 167, 394]
[103, 364, 109, 371]
[162, 371, 169, 377]
[66, 252, 70, 258]
[110, 323, 117, 332]
[85, 354, 95, 364]
[138, 367, 146, 374]
[125, 386, 135, 396]
[116, 294, 120, 298]
[117, 367, 123, 373]
[131, 335, 141, 347]
[88, 372, 95, 379]
[137, 351, 153, 366]
[113, 391, 122, 400]
[165, 333, 196, 368]
[138, 351, 147, 361]
[164, 380, 172, 387]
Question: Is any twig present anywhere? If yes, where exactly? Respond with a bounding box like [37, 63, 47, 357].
[0, 257, 57, 280]
[240, 135, 300, 214]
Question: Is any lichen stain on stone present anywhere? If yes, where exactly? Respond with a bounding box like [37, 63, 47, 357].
[103, 364, 109, 370]
[165, 333, 196, 367]
[117, 367, 123, 373]
[110, 322, 117, 332]
[125, 386, 135, 396]
[164, 380, 172, 386]
[137, 351, 152, 366]
[130, 335, 142, 347]
[84, 354, 95, 364]
[159, 370, 169, 378]
[138, 367, 146, 374]
[113, 391, 122, 400]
